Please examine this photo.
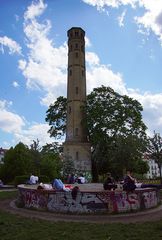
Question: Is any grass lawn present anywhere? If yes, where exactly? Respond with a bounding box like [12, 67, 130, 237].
[0, 191, 162, 240]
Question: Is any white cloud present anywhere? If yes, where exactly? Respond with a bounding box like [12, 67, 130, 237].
[12, 81, 20, 88]
[18, 0, 67, 106]
[135, 0, 162, 45]
[128, 89, 162, 135]
[86, 51, 127, 95]
[24, 0, 47, 21]
[14, 123, 53, 147]
[85, 36, 92, 47]
[82, 0, 138, 9]
[86, 51, 100, 65]
[117, 9, 127, 27]
[0, 100, 25, 133]
[18, 59, 27, 70]
[82, 0, 162, 45]
[0, 36, 22, 55]
[0, 99, 53, 147]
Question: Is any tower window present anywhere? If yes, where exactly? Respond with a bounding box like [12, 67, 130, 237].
[75, 128, 78, 136]
[69, 69, 72, 76]
[75, 43, 78, 49]
[82, 70, 84, 76]
[76, 87, 78, 94]
[75, 31, 79, 37]
[68, 106, 71, 114]
[76, 151, 79, 160]
[70, 45, 73, 51]
[75, 52, 78, 58]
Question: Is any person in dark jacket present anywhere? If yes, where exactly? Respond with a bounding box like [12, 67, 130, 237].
[123, 170, 136, 192]
[123, 170, 162, 191]
[103, 172, 117, 190]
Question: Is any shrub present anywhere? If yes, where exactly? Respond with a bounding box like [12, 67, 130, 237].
[14, 175, 29, 186]
[39, 175, 50, 183]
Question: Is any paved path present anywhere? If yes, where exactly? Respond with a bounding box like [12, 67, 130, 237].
[1, 198, 162, 224]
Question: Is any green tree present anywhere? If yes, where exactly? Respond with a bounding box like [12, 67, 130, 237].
[46, 86, 148, 181]
[135, 159, 149, 177]
[40, 143, 62, 180]
[147, 132, 162, 183]
[46, 96, 67, 138]
[30, 139, 41, 176]
[1, 142, 32, 183]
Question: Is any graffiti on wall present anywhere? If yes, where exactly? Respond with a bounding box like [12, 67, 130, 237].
[20, 189, 48, 209]
[47, 191, 106, 213]
[19, 187, 160, 214]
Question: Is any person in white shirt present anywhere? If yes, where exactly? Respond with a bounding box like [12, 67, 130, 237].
[29, 174, 38, 184]
[77, 174, 86, 184]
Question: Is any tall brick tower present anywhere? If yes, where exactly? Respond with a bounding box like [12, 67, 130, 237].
[63, 27, 91, 173]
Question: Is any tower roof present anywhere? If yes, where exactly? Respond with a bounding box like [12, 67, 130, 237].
[67, 27, 85, 37]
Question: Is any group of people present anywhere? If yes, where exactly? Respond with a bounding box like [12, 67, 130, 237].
[26, 172, 86, 192]
[103, 170, 162, 192]
[27, 170, 162, 193]
[67, 173, 86, 184]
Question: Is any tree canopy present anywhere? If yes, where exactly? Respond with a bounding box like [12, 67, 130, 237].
[45, 86, 148, 180]
[0, 141, 62, 183]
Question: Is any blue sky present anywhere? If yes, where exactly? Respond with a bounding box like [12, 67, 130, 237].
[1, 0, 162, 148]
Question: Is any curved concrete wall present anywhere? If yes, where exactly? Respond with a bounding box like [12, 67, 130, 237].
[18, 184, 160, 214]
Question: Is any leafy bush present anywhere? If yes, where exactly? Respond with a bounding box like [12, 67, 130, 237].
[14, 175, 29, 186]
[39, 175, 50, 183]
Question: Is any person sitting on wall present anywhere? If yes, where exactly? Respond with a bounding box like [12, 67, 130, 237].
[123, 170, 162, 191]
[52, 178, 70, 191]
[103, 172, 117, 190]
[123, 170, 136, 192]
[37, 183, 53, 190]
[67, 173, 75, 184]
[27, 173, 39, 185]
[76, 174, 86, 184]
